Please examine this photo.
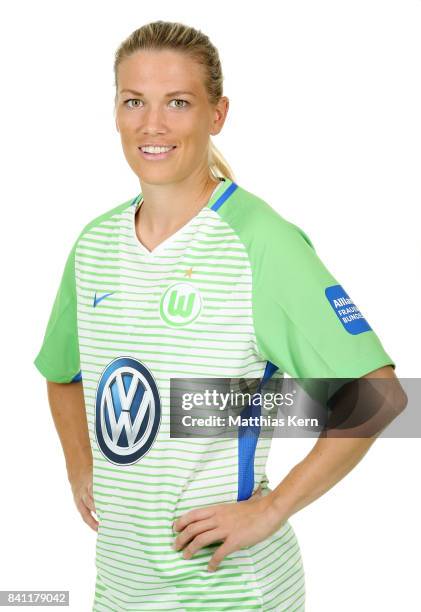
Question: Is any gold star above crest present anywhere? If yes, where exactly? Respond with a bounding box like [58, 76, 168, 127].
[184, 267, 194, 278]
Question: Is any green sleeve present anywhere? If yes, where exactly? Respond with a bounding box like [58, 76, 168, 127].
[33, 239, 81, 383]
[252, 217, 395, 379]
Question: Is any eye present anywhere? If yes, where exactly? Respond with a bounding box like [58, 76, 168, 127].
[124, 99, 142, 108]
[169, 99, 190, 109]
[123, 98, 190, 109]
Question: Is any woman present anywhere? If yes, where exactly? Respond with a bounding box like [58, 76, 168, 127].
[34, 20, 405, 611]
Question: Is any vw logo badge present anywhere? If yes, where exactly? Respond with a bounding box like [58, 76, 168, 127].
[95, 356, 161, 465]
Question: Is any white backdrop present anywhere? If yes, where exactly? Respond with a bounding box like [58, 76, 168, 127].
[1, 1, 420, 610]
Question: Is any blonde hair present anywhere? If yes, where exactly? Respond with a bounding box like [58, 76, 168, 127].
[113, 20, 236, 182]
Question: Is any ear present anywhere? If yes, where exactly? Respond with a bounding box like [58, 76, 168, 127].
[210, 96, 229, 137]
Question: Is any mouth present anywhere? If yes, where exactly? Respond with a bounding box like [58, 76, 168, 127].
[138, 145, 177, 160]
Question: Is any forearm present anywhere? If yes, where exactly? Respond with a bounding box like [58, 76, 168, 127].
[267, 435, 376, 521]
[46, 380, 93, 481]
[267, 370, 407, 522]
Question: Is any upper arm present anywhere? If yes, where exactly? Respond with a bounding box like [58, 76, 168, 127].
[252, 218, 395, 379]
[362, 365, 407, 413]
[34, 239, 81, 384]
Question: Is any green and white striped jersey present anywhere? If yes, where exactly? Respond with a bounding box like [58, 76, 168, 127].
[34, 176, 394, 611]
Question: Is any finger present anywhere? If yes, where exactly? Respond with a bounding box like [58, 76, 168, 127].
[83, 493, 96, 513]
[173, 518, 217, 551]
[182, 529, 224, 559]
[81, 509, 99, 532]
[78, 501, 99, 532]
[173, 506, 215, 533]
[208, 539, 238, 572]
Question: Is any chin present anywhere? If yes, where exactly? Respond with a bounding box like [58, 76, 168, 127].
[136, 170, 181, 186]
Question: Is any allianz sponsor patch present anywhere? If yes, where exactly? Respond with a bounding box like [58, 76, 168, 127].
[325, 284, 372, 335]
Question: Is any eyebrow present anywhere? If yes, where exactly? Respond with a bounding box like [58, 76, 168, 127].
[119, 89, 197, 97]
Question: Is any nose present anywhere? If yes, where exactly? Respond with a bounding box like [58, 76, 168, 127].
[140, 106, 167, 134]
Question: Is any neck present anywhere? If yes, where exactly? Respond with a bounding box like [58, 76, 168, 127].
[137, 170, 221, 236]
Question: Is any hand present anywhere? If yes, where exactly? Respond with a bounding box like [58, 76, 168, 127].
[69, 466, 98, 532]
[172, 486, 286, 572]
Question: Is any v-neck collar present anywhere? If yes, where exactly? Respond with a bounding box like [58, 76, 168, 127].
[130, 176, 234, 258]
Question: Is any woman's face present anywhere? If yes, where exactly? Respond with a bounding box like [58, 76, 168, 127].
[115, 49, 228, 184]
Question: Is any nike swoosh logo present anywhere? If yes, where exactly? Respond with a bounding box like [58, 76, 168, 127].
[93, 291, 115, 307]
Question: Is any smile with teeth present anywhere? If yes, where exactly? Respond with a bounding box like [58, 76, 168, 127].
[140, 145, 176, 154]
